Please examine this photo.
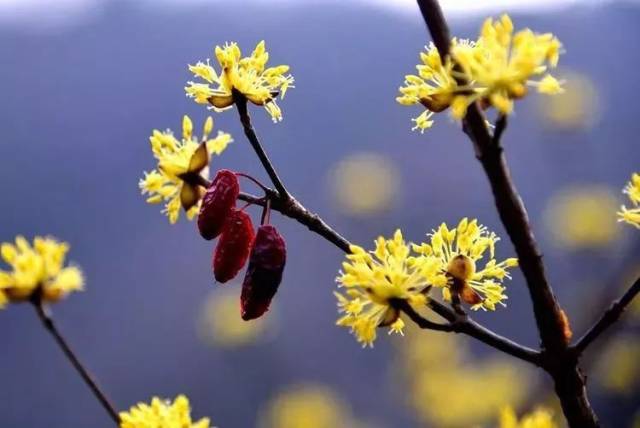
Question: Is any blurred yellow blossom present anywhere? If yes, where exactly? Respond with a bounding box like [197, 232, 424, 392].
[330, 152, 400, 216]
[396, 327, 531, 428]
[499, 406, 558, 428]
[197, 288, 273, 348]
[544, 185, 620, 249]
[594, 335, 640, 394]
[413, 218, 517, 310]
[186, 41, 294, 122]
[0, 236, 83, 307]
[618, 173, 640, 229]
[397, 14, 563, 132]
[334, 230, 430, 347]
[537, 70, 599, 130]
[139, 115, 232, 224]
[259, 384, 360, 428]
[120, 395, 210, 428]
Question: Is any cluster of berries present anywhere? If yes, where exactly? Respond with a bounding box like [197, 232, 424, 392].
[197, 170, 287, 320]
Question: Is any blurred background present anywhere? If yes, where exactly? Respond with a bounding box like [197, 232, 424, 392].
[0, 0, 639, 426]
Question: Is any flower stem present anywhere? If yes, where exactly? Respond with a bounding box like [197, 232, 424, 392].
[233, 91, 291, 200]
[31, 295, 120, 425]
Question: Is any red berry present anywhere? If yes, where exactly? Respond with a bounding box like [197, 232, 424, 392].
[213, 209, 255, 283]
[240, 225, 287, 320]
[198, 170, 240, 240]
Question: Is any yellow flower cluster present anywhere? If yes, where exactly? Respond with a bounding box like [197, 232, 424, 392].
[139, 115, 232, 224]
[412, 218, 517, 311]
[618, 172, 640, 228]
[335, 221, 517, 346]
[186, 41, 294, 122]
[120, 395, 210, 428]
[397, 39, 469, 132]
[499, 406, 557, 428]
[397, 14, 563, 132]
[335, 230, 429, 347]
[0, 236, 84, 308]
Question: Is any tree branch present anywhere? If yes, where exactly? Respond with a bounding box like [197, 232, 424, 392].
[31, 294, 120, 425]
[426, 298, 542, 366]
[573, 276, 640, 355]
[391, 298, 453, 332]
[416, 0, 567, 354]
[231, 91, 291, 200]
[239, 190, 351, 253]
[414, 1, 600, 426]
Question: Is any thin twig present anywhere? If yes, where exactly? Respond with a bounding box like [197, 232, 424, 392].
[573, 276, 640, 355]
[31, 295, 120, 425]
[394, 297, 542, 365]
[427, 298, 542, 366]
[239, 190, 351, 253]
[231, 91, 291, 199]
[390, 299, 453, 332]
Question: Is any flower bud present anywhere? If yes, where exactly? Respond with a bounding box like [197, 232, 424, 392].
[213, 209, 255, 283]
[240, 225, 287, 320]
[198, 170, 239, 240]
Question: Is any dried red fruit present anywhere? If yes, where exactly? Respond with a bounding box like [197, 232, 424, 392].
[212, 209, 255, 283]
[198, 169, 240, 240]
[240, 225, 287, 320]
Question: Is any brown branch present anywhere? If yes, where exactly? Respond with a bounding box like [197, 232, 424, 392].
[231, 90, 291, 199]
[414, 1, 600, 426]
[189, 174, 351, 253]
[391, 298, 453, 332]
[31, 294, 120, 425]
[573, 276, 640, 355]
[425, 298, 542, 366]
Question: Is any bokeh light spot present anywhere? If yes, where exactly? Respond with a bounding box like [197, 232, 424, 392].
[537, 70, 600, 131]
[197, 286, 275, 348]
[329, 152, 401, 217]
[258, 383, 363, 428]
[544, 185, 620, 249]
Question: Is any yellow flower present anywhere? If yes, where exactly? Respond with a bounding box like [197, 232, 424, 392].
[499, 406, 557, 428]
[139, 115, 232, 224]
[186, 41, 294, 123]
[334, 230, 430, 347]
[452, 14, 563, 117]
[396, 40, 474, 132]
[618, 173, 640, 228]
[120, 395, 210, 428]
[412, 218, 517, 311]
[397, 15, 563, 132]
[0, 236, 84, 306]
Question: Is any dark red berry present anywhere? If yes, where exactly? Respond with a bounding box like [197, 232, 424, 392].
[213, 209, 255, 283]
[198, 169, 240, 240]
[240, 225, 287, 320]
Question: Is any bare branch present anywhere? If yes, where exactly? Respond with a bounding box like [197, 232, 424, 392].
[31, 293, 120, 425]
[232, 91, 291, 199]
[574, 276, 640, 355]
